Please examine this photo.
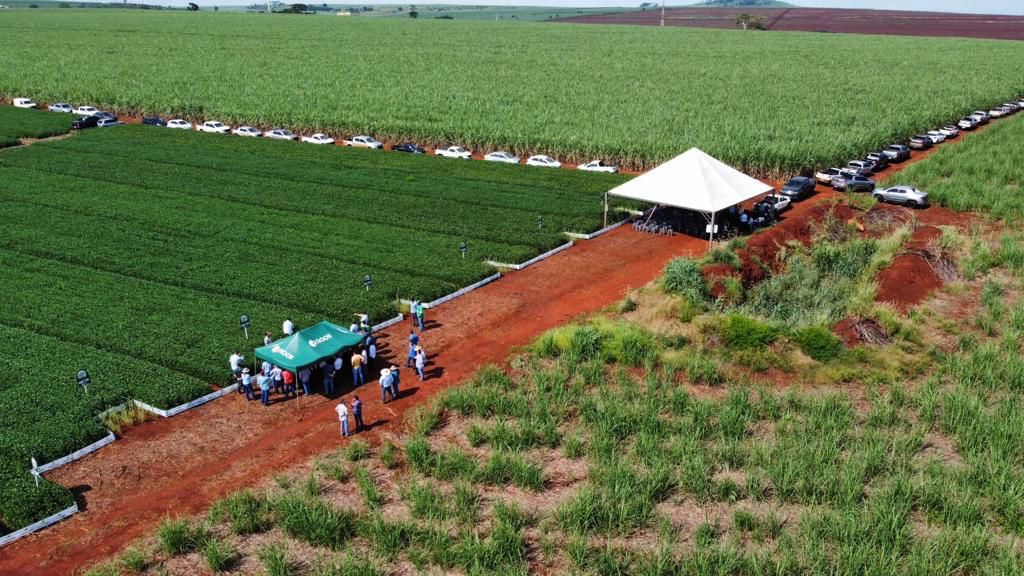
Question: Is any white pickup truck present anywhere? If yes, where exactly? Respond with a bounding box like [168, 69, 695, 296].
[434, 145, 472, 159]
[342, 135, 383, 149]
[196, 121, 231, 133]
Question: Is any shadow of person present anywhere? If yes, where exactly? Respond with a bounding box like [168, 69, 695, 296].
[394, 386, 420, 400]
[69, 484, 92, 511]
[361, 419, 390, 432]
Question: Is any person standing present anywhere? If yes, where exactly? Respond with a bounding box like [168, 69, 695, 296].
[257, 371, 271, 406]
[240, 367, 254, 401]
[409, 299, 419, 327]
[261, 359, 272, 379]
[407, 331, 419, 367]
[263, 331, 273, 346]
[415, 301, 425, 331]
[299, 366, 312, 396]
[368, 336, 377, 366]
[282, 318, 295, 336]
[350, 349, 364, 387]
[271, 364, 284, 395]
[324, 360, 336, 395]
[379, 368, 392, 402]
[333, 354, 343, 393]
[229, 351, 244, 377]
[415, 345, 427, 382]
[335, 399, 350, 438]
[389, 364, 401, 400]
[282, 369, 296, 399]
[360, 346, 369, 383]
[352, 396, 364, 433]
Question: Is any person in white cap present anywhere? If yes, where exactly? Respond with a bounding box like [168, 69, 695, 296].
[415, 345, 427, 381]
[240, 367, 254, 401]
[379, 368, 394, 403]
[335, 399, 349, 438]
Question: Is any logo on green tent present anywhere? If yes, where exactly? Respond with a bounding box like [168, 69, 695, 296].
[308, 334, 332, 348]
[272, 345, 295, 360]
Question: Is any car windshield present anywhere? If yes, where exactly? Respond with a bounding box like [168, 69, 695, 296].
[785, 179, 802, 186]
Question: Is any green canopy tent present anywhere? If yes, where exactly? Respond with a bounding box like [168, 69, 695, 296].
[254, 321, 364, 372]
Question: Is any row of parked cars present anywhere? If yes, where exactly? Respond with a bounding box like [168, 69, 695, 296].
[773, 98, 1024, 209]
[18, 97, 620, 174]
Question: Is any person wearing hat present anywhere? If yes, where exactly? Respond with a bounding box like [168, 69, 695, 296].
[389, 365, 401, 400]
[335, 398, 350, 438]
[240, 367, 254, 401]
[414, 345, 427, 382]
[379, 368, 394, 403]
[352, 395, 364, 433]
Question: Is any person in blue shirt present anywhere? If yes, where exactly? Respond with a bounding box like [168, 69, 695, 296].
[240, 367, 254, 401]
[389, 365, 401, 400]
[352, 396, 364, 433]
[257, 373, 271, 406]
[379, 368, 394, 403]
[407, 331, 419, 367]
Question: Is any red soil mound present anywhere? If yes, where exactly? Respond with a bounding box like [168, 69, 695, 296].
[701, 262, 740, 299]
[875, 226, 945, 313]
[736, 201, 854, 285]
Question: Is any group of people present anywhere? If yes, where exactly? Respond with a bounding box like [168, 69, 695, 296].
[333, 395, 365, 437]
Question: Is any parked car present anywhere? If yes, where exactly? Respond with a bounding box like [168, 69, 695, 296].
[342, 135, 383, 149]
[434, 146, 472, 159]
[755, 193, 791, 213]
[197, 121, 231, 134]
[71, 115, 100, 130]
[780, 176, 816, 199]
[925, 130, 946, 144]
[989, 107, 1008, 118]
[970, 111, 990, 124]
[831, 173, 875, 192]
[142, 117, 167, 127]
[526, 155, 561, 168]
[908, 135, 933, 150]
[301, 133, 335, 145]
[874, 185, 929, 208]
[73, 105, 100, 116]
[484, 151, 519, 164]
[939, 125, 960, 138]
[846, 160, 875, 176]
[167, 119, 193, 130]
[864, 152, 890, 171]
[814, 167, 843, 185]
[265, 129, 297, 140]
[883, 144, 911, 161]
[393, 142, 425, 154]
[96, 117, 122, 128]
[94, 111, 116, 121]
[232, 126, 261, 137]
[577, 160, 618, 173]
[48, 102, 73, 113]
[957, 117, 977, 130]
[13, 98, 37, 109]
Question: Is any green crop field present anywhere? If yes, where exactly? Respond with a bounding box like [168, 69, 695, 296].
[885, 112, 1024, 220]
[2, 10, 1023, 174]
[0, 125, 628, 535]
[0, 105, 69, 147]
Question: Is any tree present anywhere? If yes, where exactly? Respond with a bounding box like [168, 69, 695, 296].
[408, 9, 418, 18]
[735, 13, 765, 30]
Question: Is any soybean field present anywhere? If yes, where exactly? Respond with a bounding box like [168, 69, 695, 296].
[0, 125, 627, 535]
[0, 104, 69, 147]
[2, 10, 1024, 173]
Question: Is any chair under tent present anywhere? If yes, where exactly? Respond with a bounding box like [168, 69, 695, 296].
[605, 148, 774, 246]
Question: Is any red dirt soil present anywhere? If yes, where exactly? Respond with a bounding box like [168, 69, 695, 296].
[875, 226, 945, 313]
[556, 8, 1024, 41]
[0, 227, 706, 575]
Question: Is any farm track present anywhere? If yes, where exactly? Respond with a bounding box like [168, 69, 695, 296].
[0, 119, 992, 573]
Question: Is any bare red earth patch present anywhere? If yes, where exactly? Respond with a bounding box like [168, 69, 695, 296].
[875, 226, 945, 312]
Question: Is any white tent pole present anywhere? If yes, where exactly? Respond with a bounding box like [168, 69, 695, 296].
[603, 191, 608, 228]
[708, 211, 715, 247]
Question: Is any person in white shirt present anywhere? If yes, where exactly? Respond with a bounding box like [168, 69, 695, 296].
[282, 318, 295, 336]
[335, 400, 350, 437]
[229, 351, 244, 376]
[263, 331, 273, 346]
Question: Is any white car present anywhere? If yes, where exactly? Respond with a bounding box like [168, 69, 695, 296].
[435, 146, 471, 159]
[874, 186, 929, 208]
[74, 105, 100, 116]
[265, 129, 297, 141]
[196, 121, 231, 134]
[939, 125, 959, 138]
[526, 155, 561, 168]
[926, 130, 946, 144]
[342, 135, 383, 148]
[989, 107, 1008, 118]
[577, 160, 618, 173]
[96, 117, 122, 128]
[167, 119, 192, 130]
[13, 98, 37, 109]
[48, 102, 73, 113]
[484, 151, 519, 164]
[756, 193, 791, 213]
[232, 126, 261, 137]
[301, 133, 335, 145]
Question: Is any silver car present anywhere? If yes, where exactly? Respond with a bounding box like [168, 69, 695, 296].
[874, 186, 928, 208]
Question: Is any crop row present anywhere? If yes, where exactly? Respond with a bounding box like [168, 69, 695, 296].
[3, 11, 1024, 172]
[0, 105, 69, 147]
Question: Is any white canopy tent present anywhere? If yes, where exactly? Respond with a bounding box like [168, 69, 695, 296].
[605, 148, 773, 244]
